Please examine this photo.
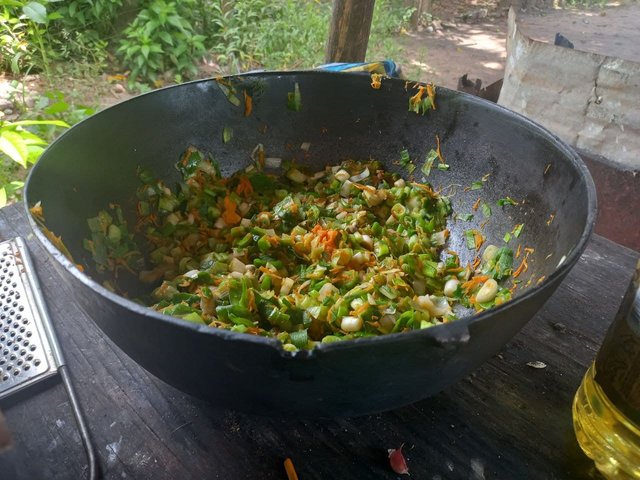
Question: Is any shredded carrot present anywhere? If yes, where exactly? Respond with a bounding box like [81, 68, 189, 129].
[29, 202, 44, 222]
[76, 264, 84, 272]
[462, 275, 489, 293]
[409, 86, 427, 109]
[258, 147, 265, 168]
[547, 213, 555, 226]
[472, 256, 481, 270]
[243, 90, 252, 117]
[180, 147, 195, 166]
[426, 83, 436, 110]
[370, 73, 383, 89]
[236, 176, 254, 197]
[513, 247, 534, 278]
[435, 134, 445, 164]
[513, 257, 528, 278]
[537, 275, 546, 285]
[312, 224, 340, 254]
[516, 244, 522, 259]
[474, 231, 485, 250]
[472, 197, 481, 211]
[221, 195, 241, 226]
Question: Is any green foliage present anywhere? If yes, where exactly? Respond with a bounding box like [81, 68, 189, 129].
[206, 0, 330, 70]
[0, 0, 57, 75]
[0, 6, 30, 74]
[117, 0, 206, 85]
[0, 118, 68, 206]
[47, 0, 121, 66]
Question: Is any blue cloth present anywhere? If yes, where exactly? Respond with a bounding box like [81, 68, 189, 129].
[316, 60, 400, 78]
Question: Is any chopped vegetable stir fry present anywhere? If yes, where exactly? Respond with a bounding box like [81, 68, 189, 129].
[84, 148, 515, 351]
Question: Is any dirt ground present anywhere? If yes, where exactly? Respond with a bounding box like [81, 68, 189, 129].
[397, 2, 640, 90]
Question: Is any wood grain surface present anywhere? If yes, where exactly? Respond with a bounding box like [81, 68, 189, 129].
[0, 202, 637, 480]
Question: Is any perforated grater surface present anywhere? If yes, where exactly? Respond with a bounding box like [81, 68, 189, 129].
[0, 237, 61, 399]
[0, 236, 99, 478]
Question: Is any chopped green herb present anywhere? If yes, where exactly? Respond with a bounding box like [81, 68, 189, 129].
[457, 213, 474, 222]
[497, 197, 518, 207]
[422, 150, 438, 176]
[481, 203, 492, 218]
[503, 232, 512, 243]
[470, 181, 484, 191]
[400, 149, 411, 166]
[464, 230, 476, 249]
[222, 127, 233, 143]
[513, 223, 524, 238]
[287, 82, 302, 111]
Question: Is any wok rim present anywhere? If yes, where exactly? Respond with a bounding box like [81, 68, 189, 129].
[24, 70, 597, 357]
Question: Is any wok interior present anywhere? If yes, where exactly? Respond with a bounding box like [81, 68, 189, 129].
[26, 71, 592, 309]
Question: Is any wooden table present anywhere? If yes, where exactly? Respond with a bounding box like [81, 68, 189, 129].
[0, 202, 637, 480]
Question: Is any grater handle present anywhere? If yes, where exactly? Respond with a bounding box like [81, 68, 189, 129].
[15, 238, 100, 479]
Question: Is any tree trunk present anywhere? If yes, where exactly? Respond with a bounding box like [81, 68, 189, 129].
[410, 0, 433, 30]
[325, 0, 376, 63]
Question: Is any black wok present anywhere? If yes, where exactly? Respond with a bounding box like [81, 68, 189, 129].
[24, 71, 596, 417]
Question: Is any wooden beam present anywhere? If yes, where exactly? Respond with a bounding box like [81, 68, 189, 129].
[325, 0, 376, 63]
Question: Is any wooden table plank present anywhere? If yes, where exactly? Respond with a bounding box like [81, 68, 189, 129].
[0, 203, 637, 479]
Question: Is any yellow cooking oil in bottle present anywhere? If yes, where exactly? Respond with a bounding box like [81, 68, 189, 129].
[573, 263, 640, 480]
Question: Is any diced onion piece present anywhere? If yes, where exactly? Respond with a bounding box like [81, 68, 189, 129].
[350, 167, 370, 182]
[444, 278, 460, 297]
[287, 168, 307, 183]
[415, 295, 452, 317]
[214, 217, 227, 229]
[394, 178, 406, 188]
[340, 179, 354, 197]
[476, 278, 498, 303]
[229, 257, 246, 274]
[300, 142, 311, 151]
[318, 282, 338, 300]
[166, 213, 180, 225]
[265, 157, 282, 169]
[363, 188, 385, 207]
[432, 230, 448, 246]
[183, 269, 199, 279]
[341, 316, 363, 332]
[334, 169, 350, 182]
[379, 314, 396, 332]
[482, 244, 500, 263]
[240, 218, 252, 227]
[238, 202, 251, 215]
[280, 277, 294, 295]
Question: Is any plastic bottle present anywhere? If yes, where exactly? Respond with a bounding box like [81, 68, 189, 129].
[573, 264, 640, 479]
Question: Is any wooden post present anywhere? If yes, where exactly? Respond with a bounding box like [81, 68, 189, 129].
[325, 0, 376, 63]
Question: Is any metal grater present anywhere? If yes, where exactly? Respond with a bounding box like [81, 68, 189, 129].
[0, 237, 61, 399]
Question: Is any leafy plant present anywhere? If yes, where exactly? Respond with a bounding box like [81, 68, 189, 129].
[117, 0, 206, 85]
[0, 118, 68, 206]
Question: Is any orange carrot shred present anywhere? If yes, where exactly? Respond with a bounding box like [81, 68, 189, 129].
[236, 176, 254, 197]
[284, 458, 298, 480]
[435, 134, 445, 164]
[427, 83, 436, 110]
[513, 257, 528, 278]
[472, 197, 481, 211]
[243, 90, 252, 117]
[474, 231, 485, 250]
[222, 195, 241, 226]
[516, 244, 522, 259]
